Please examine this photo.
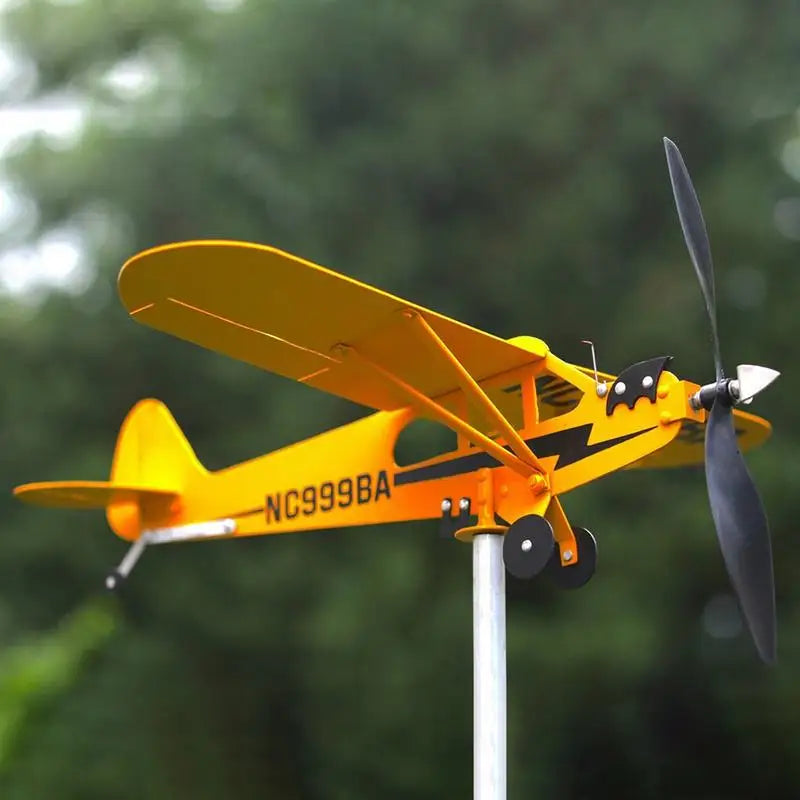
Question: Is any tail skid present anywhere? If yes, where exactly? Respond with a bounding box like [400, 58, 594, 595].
[106, 517, 237, 590]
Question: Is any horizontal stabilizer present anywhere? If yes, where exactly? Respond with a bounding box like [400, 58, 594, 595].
[13, 481, 178, 510]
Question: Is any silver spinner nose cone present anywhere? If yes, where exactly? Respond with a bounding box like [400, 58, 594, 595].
[735, 364, 780, 404]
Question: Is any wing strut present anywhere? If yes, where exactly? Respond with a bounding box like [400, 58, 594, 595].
[337, 342, 542, 483]
[406, 312, 547, 475]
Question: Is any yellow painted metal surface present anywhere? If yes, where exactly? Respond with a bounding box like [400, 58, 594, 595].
[539, 364, 770, 463]
[13, 481, 177, 509]
[15, 399, 202, 539]
[631, 406, 771, 469]
[118, 240, 547, 412]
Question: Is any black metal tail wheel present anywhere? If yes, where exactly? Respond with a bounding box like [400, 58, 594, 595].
[544, 527, 597, 590]
[503, 514, 555, 579]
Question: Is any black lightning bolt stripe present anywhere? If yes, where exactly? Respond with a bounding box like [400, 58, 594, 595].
[393, 425, 656, 486]
[229, 506, 266, 519]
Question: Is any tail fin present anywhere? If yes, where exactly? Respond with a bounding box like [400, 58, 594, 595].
[109, 399, 205, 494]
[14, 399, 206, 540]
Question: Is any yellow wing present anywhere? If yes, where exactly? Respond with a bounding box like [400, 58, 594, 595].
[631, 407, 771, 468]
[118, 240, 547, 412]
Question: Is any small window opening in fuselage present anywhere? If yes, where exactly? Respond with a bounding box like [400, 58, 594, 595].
[535, 373, 583, 420]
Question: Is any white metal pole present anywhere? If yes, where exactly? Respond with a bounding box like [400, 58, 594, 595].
[473, 532, 507, 800]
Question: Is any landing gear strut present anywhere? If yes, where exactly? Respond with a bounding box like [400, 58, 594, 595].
[544, 527, 597, 590]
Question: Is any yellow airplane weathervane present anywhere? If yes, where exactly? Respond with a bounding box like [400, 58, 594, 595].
[13, 138, 780, 669]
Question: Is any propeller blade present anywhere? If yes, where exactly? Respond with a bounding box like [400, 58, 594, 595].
[735, 364, 780, 404]
[663, 137, 724, 380]
[705, 400, 776, 663]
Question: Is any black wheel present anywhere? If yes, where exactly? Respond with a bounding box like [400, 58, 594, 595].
[503, 515, 555, 579]
[544, 527, 597, 590]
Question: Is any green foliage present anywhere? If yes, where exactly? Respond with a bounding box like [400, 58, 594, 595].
[1, 0, 800, 796]
[0, 601, 115, 770]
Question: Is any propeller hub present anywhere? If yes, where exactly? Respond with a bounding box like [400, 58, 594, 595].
[690, 379, 735, 411]
[690, 365, 779, 412]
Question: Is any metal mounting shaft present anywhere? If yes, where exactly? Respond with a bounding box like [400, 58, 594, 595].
[473, 532, 507, 800]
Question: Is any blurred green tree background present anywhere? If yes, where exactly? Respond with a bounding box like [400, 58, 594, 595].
[1, 0, 799, 797]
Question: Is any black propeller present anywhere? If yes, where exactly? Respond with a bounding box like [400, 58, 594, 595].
[663, 137, 777, 664]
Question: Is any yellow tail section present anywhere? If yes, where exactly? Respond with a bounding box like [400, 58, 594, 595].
[106, 399, 206, 539]
[109, 399, 204, 493]
[14, 399, 207, 541]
